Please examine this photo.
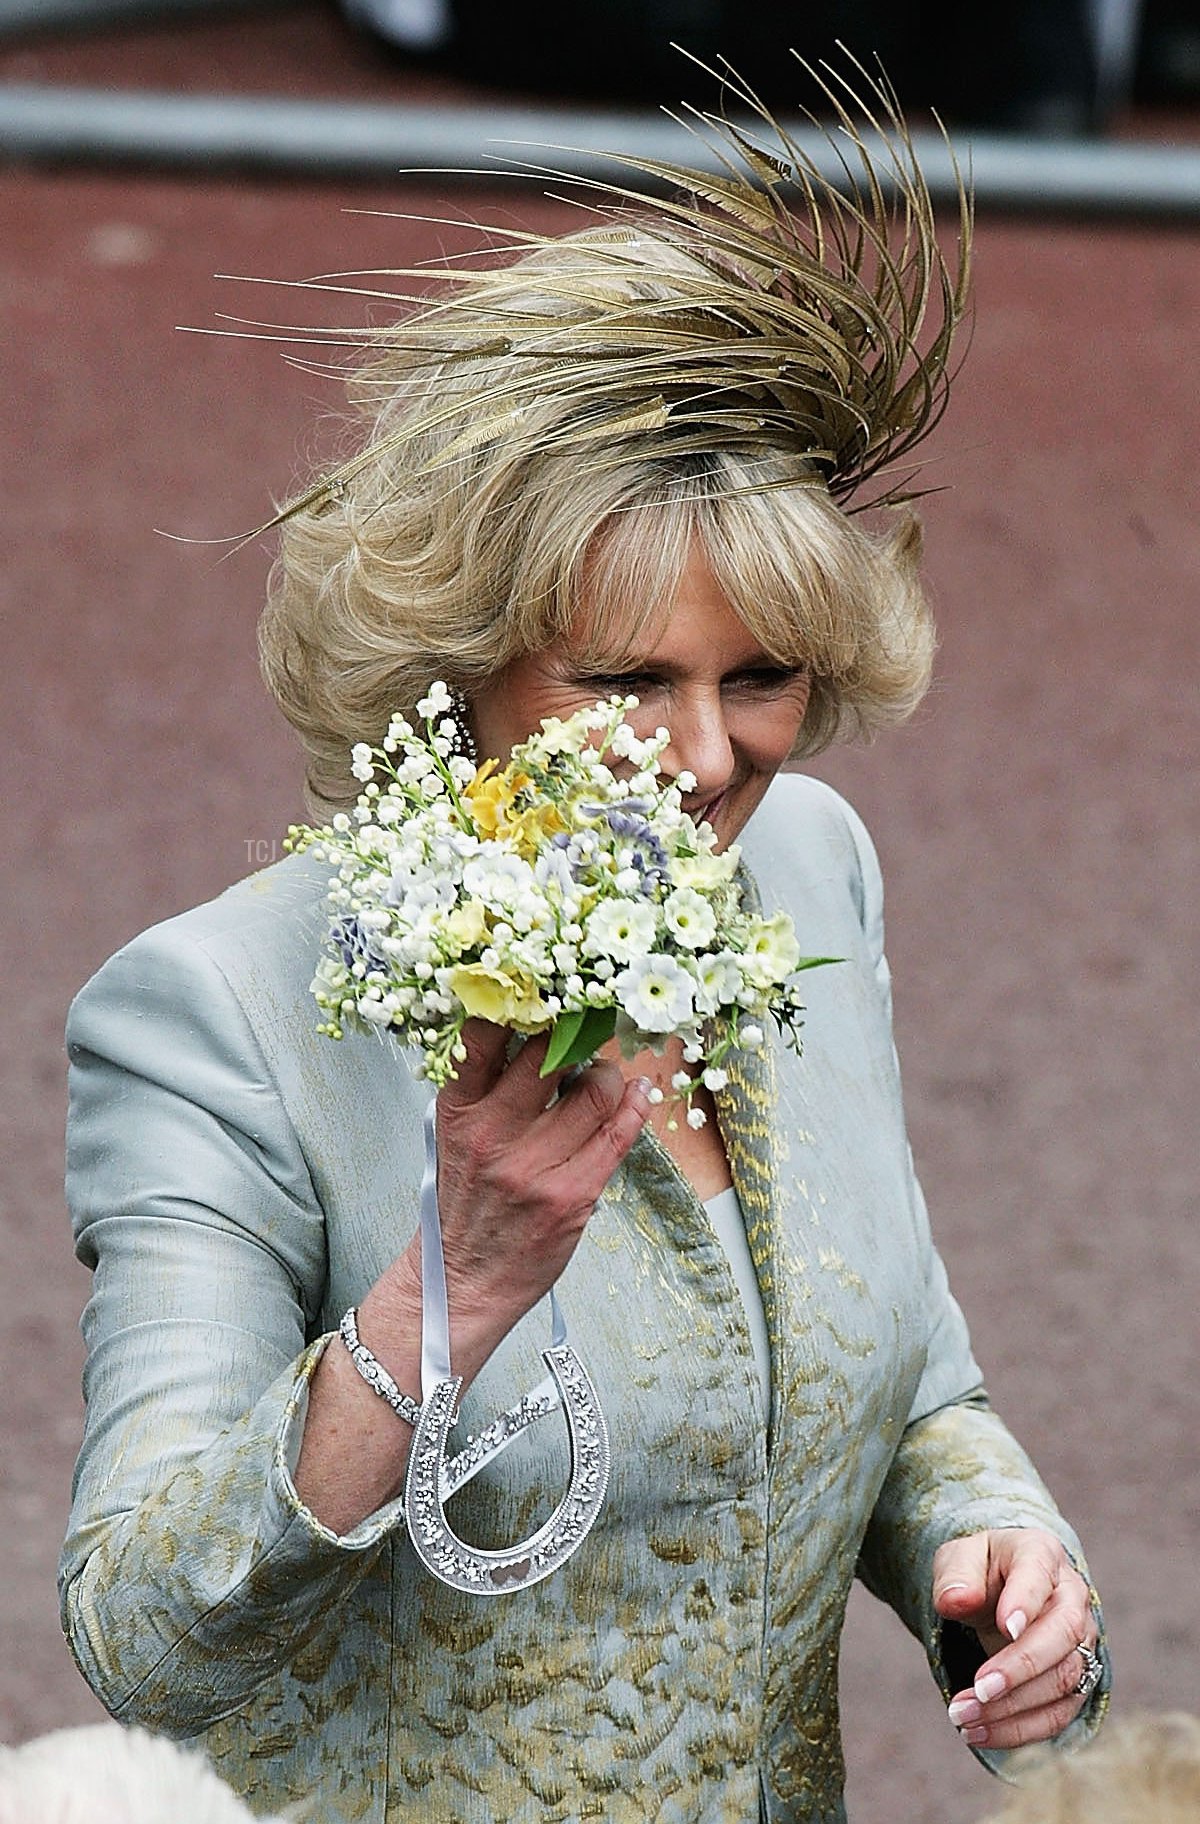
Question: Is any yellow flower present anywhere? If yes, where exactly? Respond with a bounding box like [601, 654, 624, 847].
[444, 900, 490, 951]
[464, 762, 530, 839]
[504, 799, 568, 858]
[447, 962, 552, 1030]
[669, 846, 740, 890]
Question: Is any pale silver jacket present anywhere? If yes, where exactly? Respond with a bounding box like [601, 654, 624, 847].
[62, 775, 1108, 1823]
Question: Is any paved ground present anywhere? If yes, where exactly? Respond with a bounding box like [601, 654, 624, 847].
[2, 8, 1198, 1822]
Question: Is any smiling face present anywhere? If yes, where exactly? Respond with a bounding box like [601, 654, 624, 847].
[469, 541, 811, 850]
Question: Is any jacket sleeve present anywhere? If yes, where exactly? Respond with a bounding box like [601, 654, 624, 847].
[60, 919, 408, 1736]
[840, 799, 1111, 1764]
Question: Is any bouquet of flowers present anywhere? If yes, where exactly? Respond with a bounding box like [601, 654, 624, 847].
[287, 681, 833, 1112]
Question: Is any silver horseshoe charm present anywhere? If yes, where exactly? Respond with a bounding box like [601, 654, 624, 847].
[405, 1342, 611, 1595]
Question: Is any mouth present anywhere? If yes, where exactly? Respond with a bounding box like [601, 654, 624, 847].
[685, 789, 728, 830]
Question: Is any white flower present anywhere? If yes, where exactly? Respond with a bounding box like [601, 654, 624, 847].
[351, 742, 375, 783]
[462, 850, 535, 908]
[582, 897, 658, 963]
[742, 912, 802, 989]
[534, 716, 577, 757]
[693, 951, 743, 1014]
[416, 681, 453, 720]
[739, 1022, 764, 1050]
[614, 953, 696, 1032]
[400, 751, 435, 784]
[671, 1070, 693, 1091]
[310, 956, 346, 994]
[701, 1066, 729, 1091]
[608, 721, 640, 760]
[686, 1106, 707, 1129]
[663, 887, 718, 951]
[386, 866, 454, 915]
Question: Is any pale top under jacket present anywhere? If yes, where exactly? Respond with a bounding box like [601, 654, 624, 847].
[61, 774, 1108, 1824]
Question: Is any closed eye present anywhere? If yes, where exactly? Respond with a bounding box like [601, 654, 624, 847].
[574, 670, 666, 696]
[728, 666, 808, 692]
[575, 666, 806, 695]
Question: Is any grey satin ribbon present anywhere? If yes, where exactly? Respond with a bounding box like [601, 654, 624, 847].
[419, 1095, 562, 1493]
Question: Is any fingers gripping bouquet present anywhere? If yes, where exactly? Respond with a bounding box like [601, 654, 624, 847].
[287, 683, 832, 1596]
[290, 680, 830, 1112]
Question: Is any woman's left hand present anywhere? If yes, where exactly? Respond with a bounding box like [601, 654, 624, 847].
[933, 1528, 1100, 1751]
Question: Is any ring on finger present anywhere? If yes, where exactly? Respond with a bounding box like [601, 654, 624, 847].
[1073, 1640, 1103, 1700]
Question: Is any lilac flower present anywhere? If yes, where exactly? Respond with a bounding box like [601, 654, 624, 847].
[332, 915, 387, 975]
[583, 801, 670, 888]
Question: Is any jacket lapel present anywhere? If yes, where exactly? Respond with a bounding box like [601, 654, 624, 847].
[715, 1035, 784, 1388]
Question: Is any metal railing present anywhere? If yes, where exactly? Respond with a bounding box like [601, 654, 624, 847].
[1, 82, 1199, 216]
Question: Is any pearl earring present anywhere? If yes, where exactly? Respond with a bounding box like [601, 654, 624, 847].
[446, 686, 478, 765]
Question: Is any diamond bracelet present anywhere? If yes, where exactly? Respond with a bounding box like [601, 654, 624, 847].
[338, 1306, 422, 1428]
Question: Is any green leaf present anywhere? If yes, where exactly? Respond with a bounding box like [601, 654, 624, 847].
[539, 1005, 618, 1076]
[791, 955, 844, 971]
[540, 1010, 584, 1075]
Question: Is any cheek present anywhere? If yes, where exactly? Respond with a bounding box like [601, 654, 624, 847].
[741, 696, 809, 774]
[469, 665, 571, 757]
[622, 705, 665, 745]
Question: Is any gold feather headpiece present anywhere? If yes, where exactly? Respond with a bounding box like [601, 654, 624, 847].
[261, 53, 971, 530]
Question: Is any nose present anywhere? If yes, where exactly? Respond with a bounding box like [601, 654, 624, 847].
[659, 689, 735, 801]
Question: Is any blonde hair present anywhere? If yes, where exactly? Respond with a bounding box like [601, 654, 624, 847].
[260, 225, 935, 812]
[0, 1724, 298, 1824]
[978, 1714, 1200, 1824]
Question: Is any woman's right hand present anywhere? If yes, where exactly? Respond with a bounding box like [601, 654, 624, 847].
[428, 1021, 653, 1376]
[294, 1021, 650, 1532]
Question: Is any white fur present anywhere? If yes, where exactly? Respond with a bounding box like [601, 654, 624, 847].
[0, 1725, 296, 1824]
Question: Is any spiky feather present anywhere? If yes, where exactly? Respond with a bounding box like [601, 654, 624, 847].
[255, 50, 971, 532]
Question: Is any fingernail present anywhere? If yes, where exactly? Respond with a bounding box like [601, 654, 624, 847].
[947, 1697, 982, 1727]
[937, 1581, 969, 1600]
[1005, 1610, 1028, 1642]
[963, 1726, 989, 1748]
[974, 1671, 1006, 1704]
[630, 1076, 654, 1117]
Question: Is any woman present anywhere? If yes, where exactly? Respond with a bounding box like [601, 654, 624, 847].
[61, 63, 1108, 1824]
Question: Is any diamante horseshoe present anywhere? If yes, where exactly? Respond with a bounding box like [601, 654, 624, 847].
[405, 1343, 611, 1594]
